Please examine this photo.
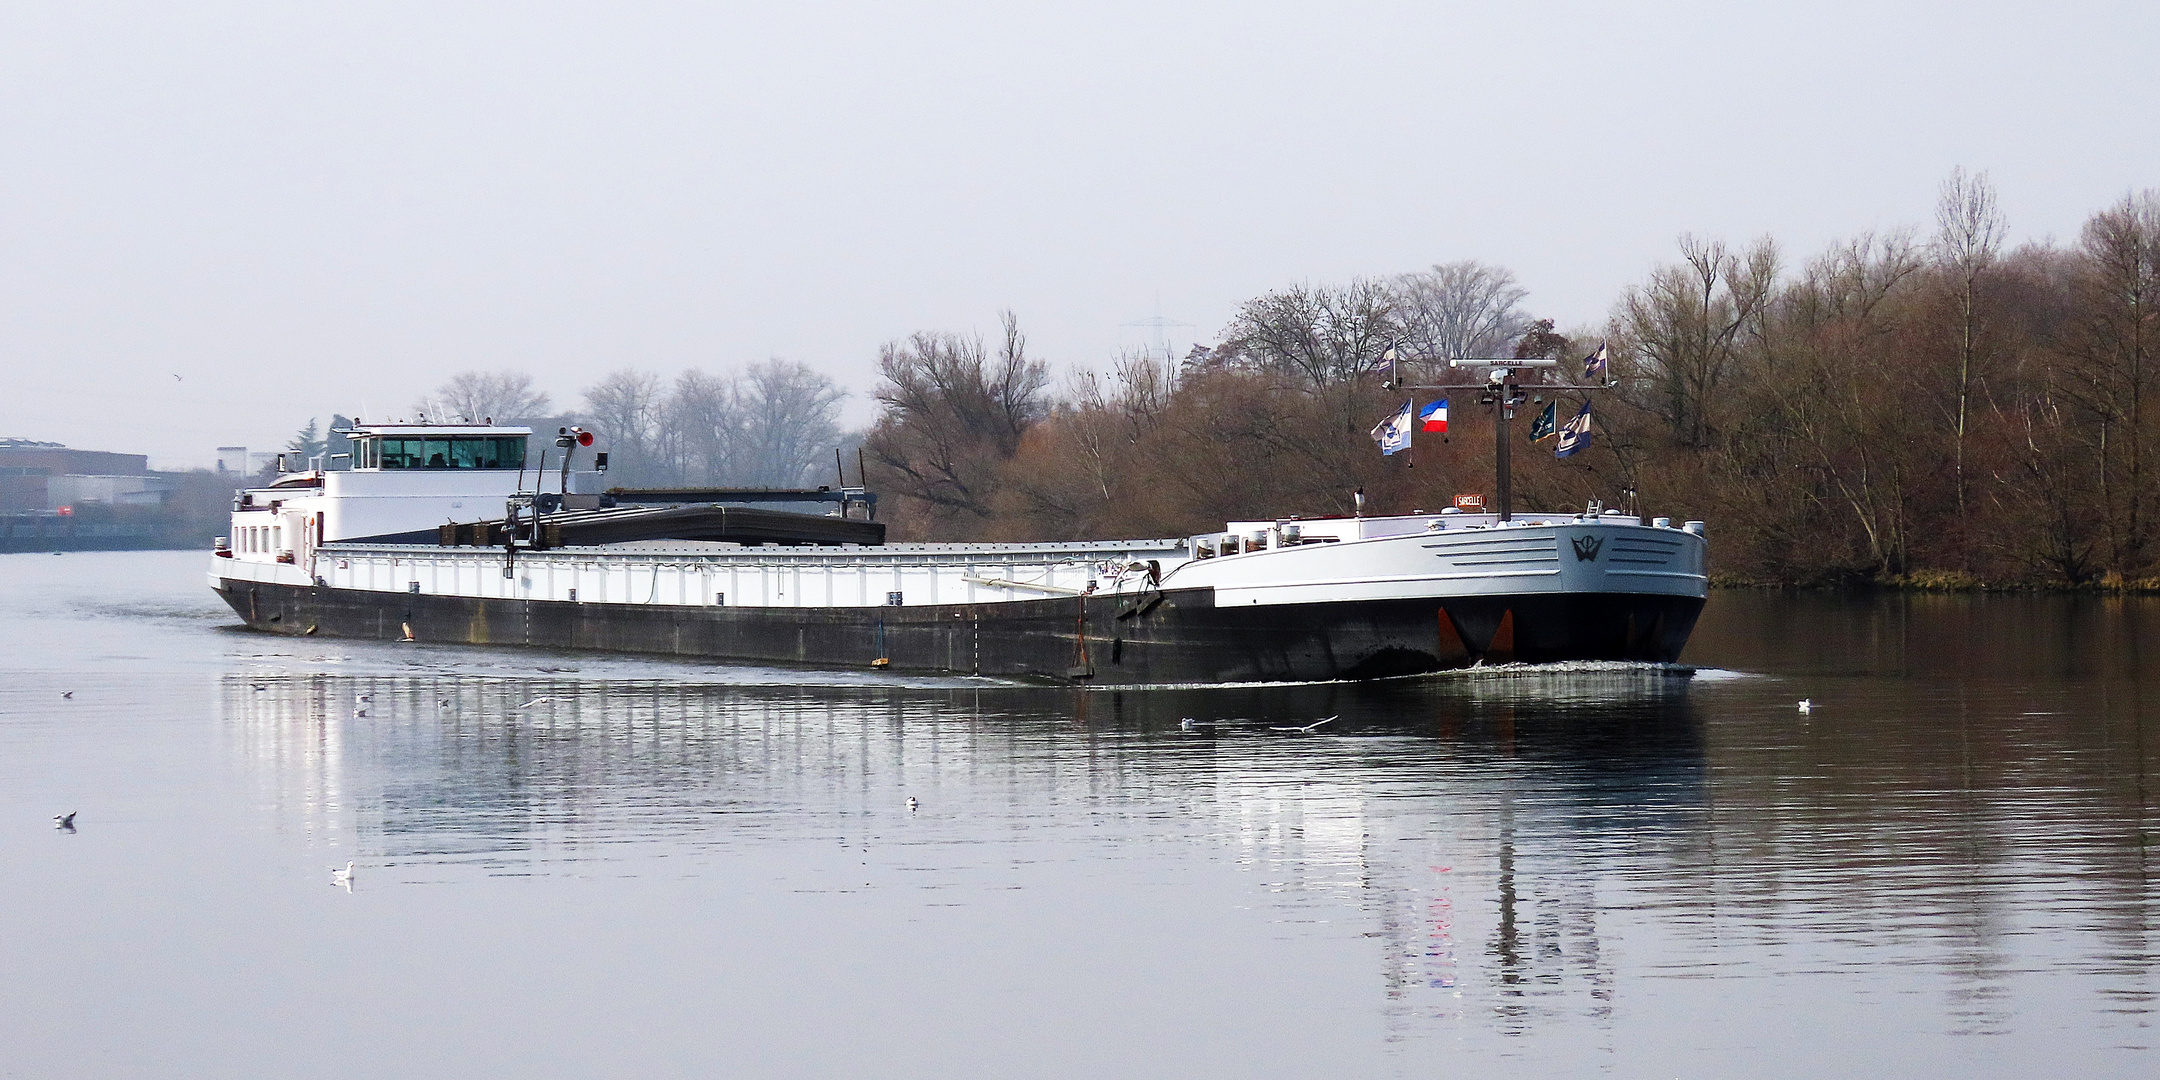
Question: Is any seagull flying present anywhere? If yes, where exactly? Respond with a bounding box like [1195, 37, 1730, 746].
[1797, 699, 1813, 714]
[518, 697, 553, 709]
[1269, 715, 1339, 734]
[62, 691, 72, 699]
[905, 797, 919, 811]
[54, 812, 76, 830]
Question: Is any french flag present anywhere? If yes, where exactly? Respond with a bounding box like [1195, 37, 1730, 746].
[1419, 398, 1448, 433]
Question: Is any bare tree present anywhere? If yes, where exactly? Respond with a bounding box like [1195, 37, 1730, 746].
[1043, 350, 1174, 510]
[1755, 234, 1928, 575]
[1390, 260, 1532, 364]
[411, 371, 552, 424]
[1219, 279, 1398, 389]
[581, 369, 665, 484]
[731, 359, 846, 487]
[667, 369, 736, 485]
[1618, 235, 1780, 449]
[866, 311, 1050, 533]
[1932, 167, 2007, 516]
[2059, 190, 2160, 571]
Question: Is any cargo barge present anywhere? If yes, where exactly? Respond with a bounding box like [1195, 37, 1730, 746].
[210, 421, 1708, 684]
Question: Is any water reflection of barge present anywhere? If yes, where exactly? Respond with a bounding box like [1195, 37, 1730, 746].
[210, 422, 1708, 685]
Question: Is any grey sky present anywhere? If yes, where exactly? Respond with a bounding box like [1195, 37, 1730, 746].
[3, 1, 2154, 466]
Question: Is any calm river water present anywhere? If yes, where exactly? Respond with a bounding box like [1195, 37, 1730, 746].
[2, 552, 2153, 1078]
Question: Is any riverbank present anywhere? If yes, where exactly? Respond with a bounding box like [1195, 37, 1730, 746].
[1711, 568, 2160, 593]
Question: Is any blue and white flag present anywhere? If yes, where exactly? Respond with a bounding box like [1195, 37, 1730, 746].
[1555, 401, 1593, 457]
[1582, 341, 1609, 381]
[1371, 399, 1414, 456]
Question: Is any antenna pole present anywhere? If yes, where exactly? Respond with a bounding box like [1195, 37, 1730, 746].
[855, 446, 869, 518]
[1495, 377, 1513, 521]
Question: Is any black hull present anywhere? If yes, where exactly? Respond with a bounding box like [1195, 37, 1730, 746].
[214, 578, 1703, 685]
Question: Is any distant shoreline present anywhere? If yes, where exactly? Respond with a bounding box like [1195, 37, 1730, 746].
[0, 542, 203, 554]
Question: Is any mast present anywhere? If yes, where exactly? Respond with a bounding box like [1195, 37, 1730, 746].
[1494, 375, 1513, 520]
[1466, 360, 1546, 522]
[1399, 356, 1594, 520]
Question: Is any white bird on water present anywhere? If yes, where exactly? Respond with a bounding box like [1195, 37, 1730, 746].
[330, 861, 355, 890]
[1270, 715, 1339, 734]
[1797, 699, 1813, 714]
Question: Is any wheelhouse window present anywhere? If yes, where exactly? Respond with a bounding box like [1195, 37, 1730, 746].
[361, 435, 526, 470]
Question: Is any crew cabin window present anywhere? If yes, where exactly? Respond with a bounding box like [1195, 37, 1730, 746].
[364, 436, 525, 470]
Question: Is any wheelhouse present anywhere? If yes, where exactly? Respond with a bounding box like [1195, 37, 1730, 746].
[345, 425, 530, 471]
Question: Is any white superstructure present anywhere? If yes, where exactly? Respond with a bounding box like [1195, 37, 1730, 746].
[222, 424, 538, 553]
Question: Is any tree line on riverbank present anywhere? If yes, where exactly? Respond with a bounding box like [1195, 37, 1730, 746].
[860, 176, 2160, 588]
